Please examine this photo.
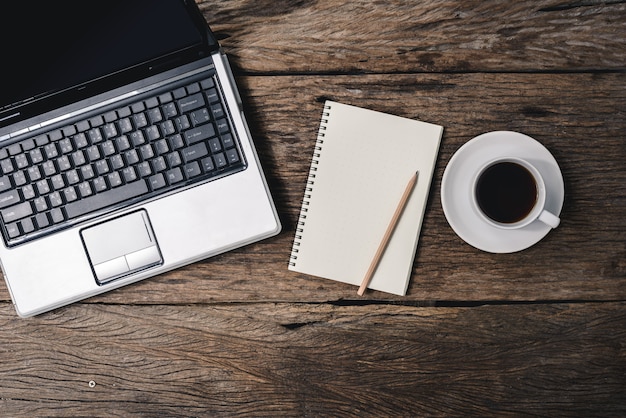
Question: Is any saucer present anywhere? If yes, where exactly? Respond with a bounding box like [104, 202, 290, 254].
[441, 131, 564, 253]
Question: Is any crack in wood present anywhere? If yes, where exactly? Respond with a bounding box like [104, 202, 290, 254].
[539, 0, 626, 12]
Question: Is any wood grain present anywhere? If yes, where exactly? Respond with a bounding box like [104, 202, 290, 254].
[1, 302, 624, 416]
[1, 1, 625, 415]
[195, 0, 626, 73]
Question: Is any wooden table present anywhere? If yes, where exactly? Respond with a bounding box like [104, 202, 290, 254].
[2, 1, 625, 415]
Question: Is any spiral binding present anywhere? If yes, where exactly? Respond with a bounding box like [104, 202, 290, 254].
[289, 103, 332, 267]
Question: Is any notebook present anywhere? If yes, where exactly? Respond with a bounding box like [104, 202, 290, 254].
[289, 101, 443, 295]
[0, 1, 281, 317]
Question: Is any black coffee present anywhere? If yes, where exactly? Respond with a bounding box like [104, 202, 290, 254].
[476, 162, 538, 224]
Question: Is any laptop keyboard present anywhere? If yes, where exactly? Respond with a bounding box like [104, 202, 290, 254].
[0, 75, 245, 246]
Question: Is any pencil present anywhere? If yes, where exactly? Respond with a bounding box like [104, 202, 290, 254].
[357, 171, 419, 296]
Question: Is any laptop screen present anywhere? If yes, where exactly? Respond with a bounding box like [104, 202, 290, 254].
[1, 0, 213, 127]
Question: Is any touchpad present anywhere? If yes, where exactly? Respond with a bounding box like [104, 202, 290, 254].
[81, 210, 163, 285]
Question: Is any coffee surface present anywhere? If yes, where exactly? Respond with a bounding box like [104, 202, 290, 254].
[476, 162, 537, 224]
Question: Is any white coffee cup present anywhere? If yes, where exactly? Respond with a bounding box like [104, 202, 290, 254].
[471, 156, 560, 230]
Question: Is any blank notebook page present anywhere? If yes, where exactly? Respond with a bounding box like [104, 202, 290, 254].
[289, 101, 443, 295]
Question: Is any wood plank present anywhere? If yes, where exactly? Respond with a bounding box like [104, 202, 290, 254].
[196, 0, 626, 73]
[1, 302, 624, 416]
[1, 73, 624, 306]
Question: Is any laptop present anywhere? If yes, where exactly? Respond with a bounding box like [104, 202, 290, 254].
[0, 1, 281, 317]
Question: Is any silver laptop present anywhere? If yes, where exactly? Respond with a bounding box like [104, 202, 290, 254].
[0, 1, 281, 317]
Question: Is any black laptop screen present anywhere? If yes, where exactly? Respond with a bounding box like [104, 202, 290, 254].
[1, 0, 209, 122]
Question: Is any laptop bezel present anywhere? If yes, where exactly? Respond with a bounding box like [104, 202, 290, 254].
[0, 0, 220, 133]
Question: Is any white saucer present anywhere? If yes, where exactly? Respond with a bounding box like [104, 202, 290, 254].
[441, 131, 564, 253]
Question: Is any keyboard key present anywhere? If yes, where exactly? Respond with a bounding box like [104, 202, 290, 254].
[104, 111, 118, 123]
[108, 172, 123, 188]
[173, 87, 187, 99]
[92, 177, 108, 193]
[33, 197, 48, 212]
[201, 156, 215, 172]
[210, 103, 225, 119]
[226, 148, 240, 164]
[148, 173, 166, 190]
[178, 93, 205, 112]
[200, 78, 215, 90]
[65, 180, 148, 219]
[161, 120, 176, 136]
[0, 177, 12, 192]
[44, 143, 59, 159]
[78, 182, 93, 198]
[8, 143, 22, 156]
[0, 190, 21, 209]
[205, 88, 220, 104]
[35, 135, 49, 146]
[41, 161, 55, 177]
[102, 123, 117, 139]
[48, 130, 63, 142]
[101, 140, 116, 156]
[89, 115, 104, 127]
[117, 107, 132, 118]
[21, 139, 35, 151]
[182, 143, 208, 163]
[0, 159, 13, 175]
[30, 148, 44, 164]
[73, 132, 89, 148]
[35, 213, 50, 229]
[50, 208, 65, 224]
[76, 120, 90, 132]
[184, 161, 202, 178]
[81, 165, 95, 180]
[63, 187, 78, 202]
[35, 179, 51, 195]
[119, 118, 133, 134]
[190, 109, 211, 126]
[166, 167, 184, 184]
[116, 135, 131, 151]
[70, 151, 87, 167]
[62, 125, 77, 137]
[159, 92, 173, 104]
[49, 192, 63, 207]
[163, 146, 180, 164]
[187, 82, 201, 94]
[21, 218, 35, 234]
[184, 124, 215, 145]
[145, 97, 159, 109]
[22, 185, 35, 200]
[214, 153, 227, 168]
[134, 112, 148, 128]
[15, 154, 28, 169]
[122, 167, 137, 183]
[175, 115, 191, 131]
[88, 127, 103, 143]
[148, 108, 163, 124]
[163, 103, 177, 118]
[208, 138, 222, 153]
[222, 133, 234, 148]
[131, 102, 145, 114]
[1, 201, 33, 223]
[13, 171, 27, 187]
[151, 157, 167, 172]
[145, 126, 160, 141]
[6, 222, 20, 238]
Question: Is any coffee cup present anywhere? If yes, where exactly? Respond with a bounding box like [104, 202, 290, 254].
[471, 157, 560, 229]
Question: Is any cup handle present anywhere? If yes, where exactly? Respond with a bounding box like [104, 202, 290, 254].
[538, 210, 560, 229]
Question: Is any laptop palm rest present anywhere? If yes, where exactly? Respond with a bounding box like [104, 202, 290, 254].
[80, 210, 163, 285]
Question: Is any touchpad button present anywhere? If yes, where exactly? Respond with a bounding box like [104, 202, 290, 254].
[81, 210, 163, 285]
